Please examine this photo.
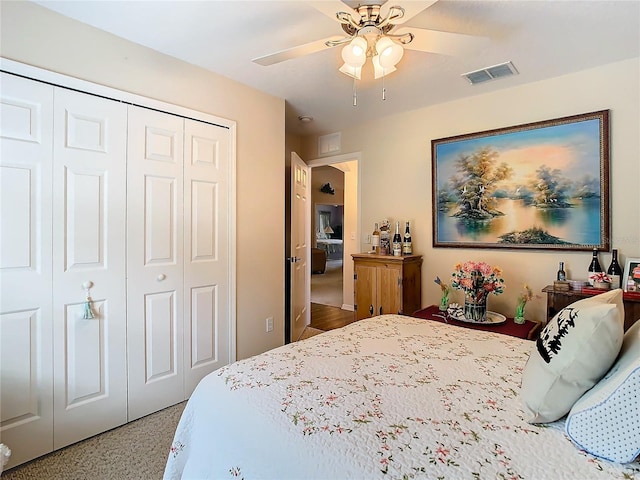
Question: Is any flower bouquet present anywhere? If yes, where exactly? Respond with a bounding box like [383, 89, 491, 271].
[451, 261, 505, 321]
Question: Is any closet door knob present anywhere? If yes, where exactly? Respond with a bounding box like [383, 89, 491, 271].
[157, 274, 166, 281]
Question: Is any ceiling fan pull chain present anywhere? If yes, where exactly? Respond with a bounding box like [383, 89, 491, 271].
[352, 76, 357, 107]
[382, 74, 386, 101]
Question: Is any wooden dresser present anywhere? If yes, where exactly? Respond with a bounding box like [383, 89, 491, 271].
[542, 285, 640, 331]
[352, 253, 422, 320]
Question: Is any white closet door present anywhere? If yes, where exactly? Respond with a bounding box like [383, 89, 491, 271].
[0, 73, 54, 468]
[51, 88, 128, 449]
[127, 106, 185, 420]
[183, 119, 231, 395]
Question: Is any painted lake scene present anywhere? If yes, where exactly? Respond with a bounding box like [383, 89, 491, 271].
[432, 113, 608, 249]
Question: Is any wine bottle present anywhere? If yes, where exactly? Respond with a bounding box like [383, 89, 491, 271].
[557, 262, 566, 281]
[371, 223, 380, 254]
[587, 247, 602, 285]
[607, 249, 623, 289]
[379, 220, 390, 255]
[392, 221, 402, 256]
[402, 221, 412, 255]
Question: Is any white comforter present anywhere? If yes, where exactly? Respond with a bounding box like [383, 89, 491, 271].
[164, 314, 640, 479]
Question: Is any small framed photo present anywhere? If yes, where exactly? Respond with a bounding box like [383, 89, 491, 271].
[623, 258, 640, 292]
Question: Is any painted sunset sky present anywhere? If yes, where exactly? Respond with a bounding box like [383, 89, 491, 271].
[435, 118, 603, 192]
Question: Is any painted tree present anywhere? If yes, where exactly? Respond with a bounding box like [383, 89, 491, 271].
[573, 174, 600, 198]
[450, 146, 512, 217]
[531, 165, 573, 206]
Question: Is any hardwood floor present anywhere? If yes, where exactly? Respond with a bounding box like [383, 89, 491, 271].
[310, 302, 355, 331]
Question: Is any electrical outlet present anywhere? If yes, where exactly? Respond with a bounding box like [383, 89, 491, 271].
[266, 316, 274, 333]
[366, 234, 371, 244]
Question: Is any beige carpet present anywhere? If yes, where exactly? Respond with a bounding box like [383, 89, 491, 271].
[3, 327, 326, 478]
[310, 259, 343, 307]
[2, 401, 186, 480]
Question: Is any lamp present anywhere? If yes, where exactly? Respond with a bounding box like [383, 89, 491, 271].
[339, 37, 367, 79]
[371, 54, 396, 80]
[327, 4, 415, 103]
[375, 36, 404, 69]
[324, 225, 334, 235]
[339, 34, 406, 80]
[337, 33, 409, 103]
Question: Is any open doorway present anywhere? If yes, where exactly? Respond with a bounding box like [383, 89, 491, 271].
[312, 202, 344, 308]
[306, 154, 359, 331]
[286, 150, 359, 341]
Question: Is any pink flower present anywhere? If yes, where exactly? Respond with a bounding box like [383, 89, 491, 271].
[436, 446, 450, 457]
[450, 260, 505, 299]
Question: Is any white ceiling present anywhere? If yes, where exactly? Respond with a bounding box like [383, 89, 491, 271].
[34, 0, 640, 136]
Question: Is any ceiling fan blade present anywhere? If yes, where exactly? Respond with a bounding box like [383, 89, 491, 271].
[308, 1, 361, 24]
[383, 1, 438, 24]
[252, 36, 345, 66]
[396, 26, 489, 56]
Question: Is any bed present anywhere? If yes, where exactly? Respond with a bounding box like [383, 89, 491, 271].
[164, 310, 640, 479]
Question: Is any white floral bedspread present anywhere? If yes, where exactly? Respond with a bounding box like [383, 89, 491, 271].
[164, 314, 640, 479]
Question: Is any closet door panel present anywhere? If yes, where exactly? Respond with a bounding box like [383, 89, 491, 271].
[184, 120, 231, 395]
[0, 73, 54, 468]
[52, 88, 127, 449]
[127, 106, 184, 420]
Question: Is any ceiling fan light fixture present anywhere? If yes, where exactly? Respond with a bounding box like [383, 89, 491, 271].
[341, 37, 367, 67]
[375, 36, 404, 68]
[372, 55, 397, 79]
[339, 63, 362, 80]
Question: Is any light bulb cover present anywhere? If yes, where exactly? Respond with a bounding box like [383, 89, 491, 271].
[372, 55, 397, 79]
[339, 63, 362, 79]
[375, 36, 404, 68]
[341, 37, 368, 67]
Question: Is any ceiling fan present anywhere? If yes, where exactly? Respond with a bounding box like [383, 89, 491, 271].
[252, 0, 483, 79]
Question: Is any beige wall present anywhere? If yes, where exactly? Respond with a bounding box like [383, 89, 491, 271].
[1, 1, 286, 359]
[340, 160, 359, 310]
[302, 58, 640, 324]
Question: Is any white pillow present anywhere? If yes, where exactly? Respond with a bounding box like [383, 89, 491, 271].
[520, 289, 624, 423]
[565, 320, 640, 463]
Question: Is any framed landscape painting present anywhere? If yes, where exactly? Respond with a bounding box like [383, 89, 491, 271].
[431, 110, 610, 251]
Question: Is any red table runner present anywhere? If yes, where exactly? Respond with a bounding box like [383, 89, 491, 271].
[412, 305, 540, 340]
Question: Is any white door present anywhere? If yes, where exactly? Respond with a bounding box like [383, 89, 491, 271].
[290, 152, 311, 342]
[51, 88, 128, 448]
[183, 119, 232, 395]
[127, 106, 185, 420]
[0, 73, 54, 468]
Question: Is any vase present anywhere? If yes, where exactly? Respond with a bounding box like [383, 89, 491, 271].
[439, 291, 449, 311]
[514, 302, 526, 324]
[464, 297, 487, 322]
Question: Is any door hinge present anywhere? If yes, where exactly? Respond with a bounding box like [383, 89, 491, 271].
[354, 273, 357, 280]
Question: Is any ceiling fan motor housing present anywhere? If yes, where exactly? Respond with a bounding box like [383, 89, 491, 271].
[340, 3, 398, 36]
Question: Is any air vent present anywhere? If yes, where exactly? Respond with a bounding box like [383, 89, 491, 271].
[462, 61, 519, 85]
